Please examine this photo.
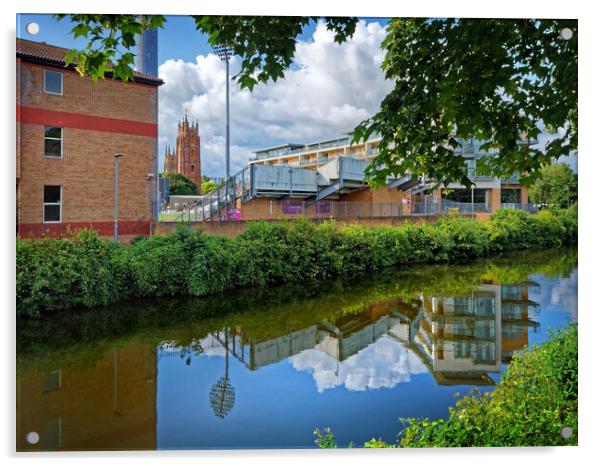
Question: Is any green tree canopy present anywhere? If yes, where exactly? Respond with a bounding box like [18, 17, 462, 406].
[57, 15, 577, 186]
[201, 180, 219, 194]
[55, 14, 356, 89]
[528, 162, 577, 208]
[354, 18, 577, 188]
[162, 172, 198, 195]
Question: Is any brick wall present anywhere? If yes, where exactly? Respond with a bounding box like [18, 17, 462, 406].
[340, 186, 412, 214]
[240, 197, 281, 220]
[239, 191, 416, 221]
[17, 59, 159, 238]
[489, 188, 502, 211]
[16, 58, 21, 183]
[18, 62, 157, 122]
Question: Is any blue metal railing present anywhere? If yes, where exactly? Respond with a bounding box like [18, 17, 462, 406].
[500, 203, 538, 213]
[411, 199, 490, 214]
[501, 172, 521, 184]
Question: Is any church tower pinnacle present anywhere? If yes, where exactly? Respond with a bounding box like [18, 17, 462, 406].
[174, 113, 201, 190]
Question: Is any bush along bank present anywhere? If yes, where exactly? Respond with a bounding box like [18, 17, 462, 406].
[16, 205, 577, 317]
[315, 323, 578, 448]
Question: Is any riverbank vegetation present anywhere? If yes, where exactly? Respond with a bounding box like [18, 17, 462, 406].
[528, 162, 578, 208]
[316, 323, 578, 448]
[17, 206, 577, 317]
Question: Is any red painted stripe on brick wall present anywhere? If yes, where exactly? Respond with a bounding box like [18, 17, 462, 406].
[18, 220, 151, 238]
[17, 106, 157, 137]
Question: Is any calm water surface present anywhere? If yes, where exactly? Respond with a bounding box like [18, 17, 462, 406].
[16, 249, 577, 450]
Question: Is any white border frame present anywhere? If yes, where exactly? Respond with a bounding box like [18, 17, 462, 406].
[4, 2, 599, 465]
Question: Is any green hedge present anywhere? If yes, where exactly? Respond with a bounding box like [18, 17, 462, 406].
[316, 323, 578, 448]
[16, 206, 577, 317]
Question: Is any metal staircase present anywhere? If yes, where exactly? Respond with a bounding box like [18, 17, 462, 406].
[387, 173, 420, 191]
[169, 156, 374, 222]
[316, 157, 369, 200]
[173, 165, 249, 222]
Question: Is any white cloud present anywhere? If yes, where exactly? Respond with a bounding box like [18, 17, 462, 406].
[158, 20, 392, 178]
[289, 335, 429, 393]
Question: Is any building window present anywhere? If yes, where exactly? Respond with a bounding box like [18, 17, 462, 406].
[465, 159, 476, 177]
[44, 70, 63, 95]
[501, 188, 521, 204]
[443, 188, 487, 204]
[40, 418, 62, 450]
[43, 186, 61, 223]
[191, 165, 195, 173]
[44, 127, 63, 158]
[42, 370, 62, 393]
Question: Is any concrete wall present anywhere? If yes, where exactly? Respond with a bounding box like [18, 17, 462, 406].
[153, 214, 446, 238]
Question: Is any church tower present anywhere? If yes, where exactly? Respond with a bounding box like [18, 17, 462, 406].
[163, 144, 177, 173]
[175, 114, 201, 189]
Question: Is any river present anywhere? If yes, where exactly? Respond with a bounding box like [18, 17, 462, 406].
[16, 248, 577, 450]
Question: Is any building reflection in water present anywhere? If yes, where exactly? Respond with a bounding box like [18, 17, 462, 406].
[17, 345, 157, 451]
[179, 280, 541, 395]
[411, 281, 540, 385]
[17, 280, 541, 448]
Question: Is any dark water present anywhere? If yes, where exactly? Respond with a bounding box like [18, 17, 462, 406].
[16, 248, 577, 451]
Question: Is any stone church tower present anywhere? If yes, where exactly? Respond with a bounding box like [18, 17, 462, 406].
[162, 113, 202, 190]
[163, 145, 177, 173]
[175, 114, 201, 189]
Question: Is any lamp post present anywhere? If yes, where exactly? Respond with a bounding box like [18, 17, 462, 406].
[210, 330, 235, 419]
[421, 173, 426, 215]
[114, 153, 124, 242]
[212, 44, 234, 216]
[471, 186, 474, 214]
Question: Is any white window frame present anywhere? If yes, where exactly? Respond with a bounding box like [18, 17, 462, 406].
[44, 70, 63, 95]
[43, 185, 62, 224]
[44, 126, 63, 159]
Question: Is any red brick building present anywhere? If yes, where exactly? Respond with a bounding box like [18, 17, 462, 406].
[16, 38, 163, 239]
[163, 114, 201, 189]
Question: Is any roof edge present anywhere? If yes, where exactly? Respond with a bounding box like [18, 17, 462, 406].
[17, 51, 164, 87]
